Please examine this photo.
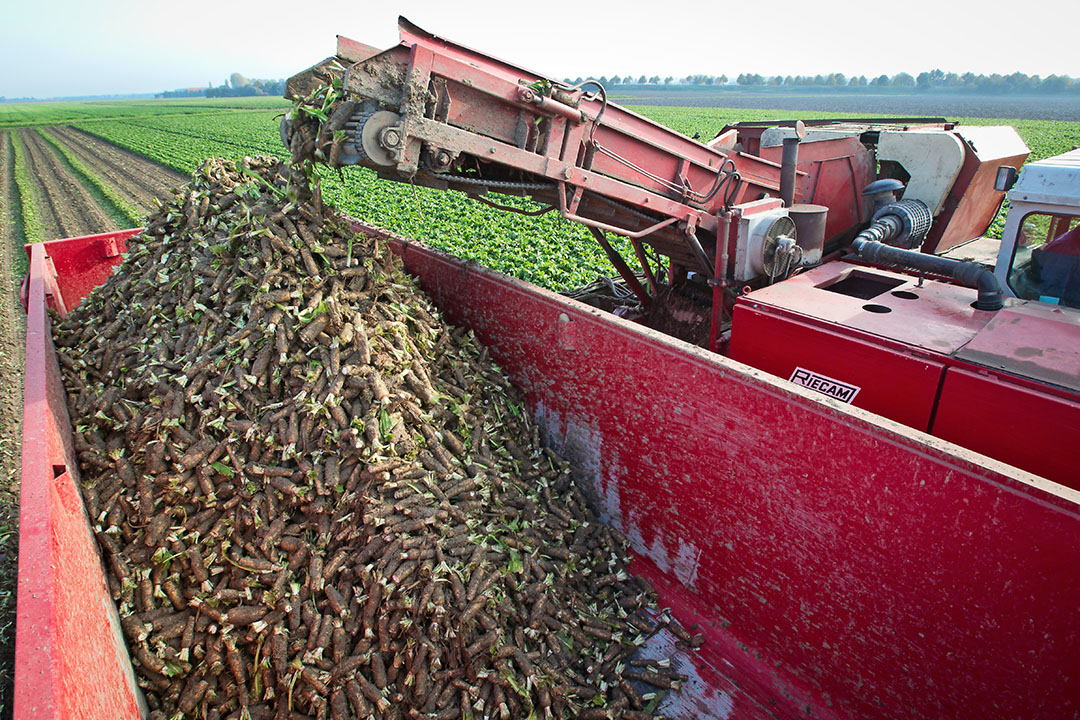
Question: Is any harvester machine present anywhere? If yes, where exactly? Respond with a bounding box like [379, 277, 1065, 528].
[282, 18, 1079, 484]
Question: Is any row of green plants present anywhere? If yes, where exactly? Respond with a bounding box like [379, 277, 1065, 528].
[37, 128, 142, 227]
[9, 131, 43, 244]
[71, 113, 283, 175]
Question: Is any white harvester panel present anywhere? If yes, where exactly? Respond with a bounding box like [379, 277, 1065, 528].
[760, 127, 862, 148]
[877, 130, 966, 215]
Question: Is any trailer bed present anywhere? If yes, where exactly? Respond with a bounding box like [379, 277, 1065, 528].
[15, 226, 1080, 719]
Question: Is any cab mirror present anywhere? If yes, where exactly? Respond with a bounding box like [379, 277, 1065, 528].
[995, 166, 1018, 192]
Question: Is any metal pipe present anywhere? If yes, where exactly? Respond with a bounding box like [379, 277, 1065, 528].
[557, 183, 680, 239]
[629, 238, 660, 295]
[851, 237, 1004, 310]
[683, 232, 715, 277]
[590, 228, 651, 308]
[779, 137, 800, 207]
[518, 87, 585, 123]
[717, 211, 732, 287]
[709, 212, 733, 353]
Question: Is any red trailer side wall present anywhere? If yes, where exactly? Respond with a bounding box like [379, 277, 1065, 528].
[379, 228, 1080, 720]
[16, 227, 1080, 720]
[19, 229, 139, 313]
[16, 238, 145, 720]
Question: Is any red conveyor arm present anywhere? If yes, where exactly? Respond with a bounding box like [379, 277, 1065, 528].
[287, 17, 784, 274]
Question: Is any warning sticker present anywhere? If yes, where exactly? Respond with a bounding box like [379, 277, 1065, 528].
[789, 367, 861, 404]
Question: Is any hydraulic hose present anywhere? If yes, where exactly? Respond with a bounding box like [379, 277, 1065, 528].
[851, 237, 1004, 310]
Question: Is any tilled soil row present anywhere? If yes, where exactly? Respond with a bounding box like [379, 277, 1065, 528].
[0, 128, 25, 720]
[12, 130, 67, 241]
[17, 129, 117, 239]
[49, 126, 186, 217]
[0, 130, 24, 477]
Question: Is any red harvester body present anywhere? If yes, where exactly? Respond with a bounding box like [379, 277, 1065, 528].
[281, 18, 1078, 485]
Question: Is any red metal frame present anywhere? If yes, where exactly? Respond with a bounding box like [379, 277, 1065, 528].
[758, 136, 874, 240]
[16, 234, 145, 720]
[19, 228, 140, 313]
[329, 20, 1024, 292]
[336, 18, 816, 272]
[729, 261, 1080, 485]
[392, 19, 783, 212]
[17, 226, 1080, 719]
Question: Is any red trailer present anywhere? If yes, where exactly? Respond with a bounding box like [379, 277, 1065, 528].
[16, 225, 1080, 720]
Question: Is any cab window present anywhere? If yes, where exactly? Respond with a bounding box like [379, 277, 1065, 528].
[1008, 212, 1080, 309]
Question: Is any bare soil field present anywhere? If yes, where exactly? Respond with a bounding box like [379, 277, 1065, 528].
[611, 88, 1080, 121]
[47, 127, 186, 215]
[16, 129, 118, 239]
[0, 130, 25, 720]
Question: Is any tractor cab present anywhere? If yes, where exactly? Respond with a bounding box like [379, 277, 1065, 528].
[996, 148, 1080, 309]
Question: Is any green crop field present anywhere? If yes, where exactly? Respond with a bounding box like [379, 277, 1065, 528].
[4, 96, 1079, 290]
[72, 111, 288, 173]
[0, 96, 290, 129]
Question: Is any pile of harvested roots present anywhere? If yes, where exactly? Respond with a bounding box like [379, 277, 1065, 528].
[57, 156, 693, 720]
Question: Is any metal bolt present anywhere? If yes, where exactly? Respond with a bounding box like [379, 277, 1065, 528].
[434, 150, 452, 168]
[380, 127, 402, 148]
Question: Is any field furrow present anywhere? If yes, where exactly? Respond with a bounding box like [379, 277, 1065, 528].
[48, 126, 186, 215]
[18, 129, 117, 239]
[0, 129, 25, 720]
[13, 131, 66, 241]
[0, 131, 21, 254]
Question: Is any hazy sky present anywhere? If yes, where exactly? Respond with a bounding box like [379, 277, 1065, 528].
[3, 0, 1079, 98]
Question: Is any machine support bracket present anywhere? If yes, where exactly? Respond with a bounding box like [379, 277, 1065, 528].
[590, 228, 651, 308]
[630, 238, 660, 295]
[557, 183, 680, 240]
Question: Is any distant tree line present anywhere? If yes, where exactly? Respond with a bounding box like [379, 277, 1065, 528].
[564, 70, 1079, 94]
[566, 74, 728, 87]
[158, 88, 205, 98]
[158, 73, 286, 99]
